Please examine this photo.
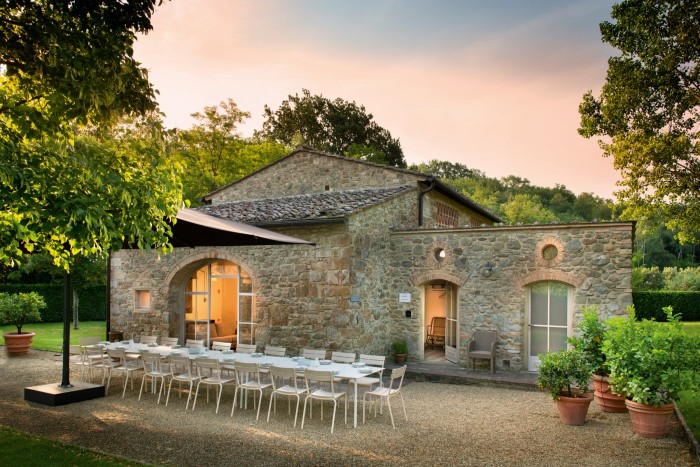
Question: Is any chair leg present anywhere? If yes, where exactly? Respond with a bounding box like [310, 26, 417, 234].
[400, 393, 407, 421]
[387, 396, 395, 430]
[231, 387, 239, 416]
[293, 396, 301, 428]
[266, 393, 275, 423]
[192, 381, 202, 411]
[331, 400, 337, 434]
[301, 396, 309, 430]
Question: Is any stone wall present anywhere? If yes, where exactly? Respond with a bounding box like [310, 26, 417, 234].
[207, 149, 424, 203]
[386, 222, 634, 370]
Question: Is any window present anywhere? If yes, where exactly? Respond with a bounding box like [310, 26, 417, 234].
[434, 202, 459, 228]
[135, 290, 151, 310]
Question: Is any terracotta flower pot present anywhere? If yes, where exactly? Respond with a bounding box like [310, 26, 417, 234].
[592, 374, 628, 413]
[3, 332, 35, 356]
[555, 392, 594, 425]
[625, 399, 675, 438]
[394, 353, 407, 365]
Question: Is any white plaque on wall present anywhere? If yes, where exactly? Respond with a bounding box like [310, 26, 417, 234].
[399, 293, 411, 303]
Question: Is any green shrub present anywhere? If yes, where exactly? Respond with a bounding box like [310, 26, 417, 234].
[633, 291, 700, 321]
[568, 305, 608, 376]
[0, 284, 106, 323]
[603, 306, 700, 405]
[632, 266, 664, 290]
[0, 292, 45, 333]
[392, 339, 408, 354]
[536, 348, 592, 400]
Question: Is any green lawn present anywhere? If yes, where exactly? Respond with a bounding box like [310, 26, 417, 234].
[0, 426, 145, 466]
[0, 321, 106, 351]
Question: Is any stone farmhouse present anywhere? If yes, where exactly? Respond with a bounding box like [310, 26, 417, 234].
[110, 147, 633, 372]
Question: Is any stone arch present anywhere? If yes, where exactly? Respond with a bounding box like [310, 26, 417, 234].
[514, 270, 585, 288]
[410, 270, 468, 287]
[163, 248, 261, 338]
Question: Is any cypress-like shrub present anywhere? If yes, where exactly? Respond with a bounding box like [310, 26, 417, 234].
[633, 291, 700, 321]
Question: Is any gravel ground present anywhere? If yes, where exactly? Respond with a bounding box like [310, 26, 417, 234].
[0, 349, 697, 466]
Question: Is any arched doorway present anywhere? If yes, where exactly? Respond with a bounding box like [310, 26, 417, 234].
[423, 281, 458, 363]
[183, 259, 256, 348]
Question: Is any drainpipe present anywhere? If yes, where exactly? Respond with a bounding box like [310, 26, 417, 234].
[418, 176, 436, 227]
[106, 251, 111, 341]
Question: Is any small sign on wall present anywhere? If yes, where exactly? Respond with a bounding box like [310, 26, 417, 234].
[399, 293, 411, 303]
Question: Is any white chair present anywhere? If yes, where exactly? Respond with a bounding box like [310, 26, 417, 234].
[331, 351, 355, 364]
[212, 341, 232, 351]
[264, 346, 286, 357]
[302, 348, 326, 360]
[192, 358, 236, 414]
[139, 335, 158, 345]
[363, 365, 408, 429]
[104, 348, 144, 398]
[267, 366, 307, 427]
[236, 343, 257, 354]
[165, 354, 200, 410]
[78, 336, 101, 346]
[161, 337, 179, 346]
[139, 351, 169, 404]
[186, 339, 205, 348]
[352, 354, 386, 398]
[301, 369, 347, 434]
[231, 362, 272, 420]
[81, 345, 107, 383]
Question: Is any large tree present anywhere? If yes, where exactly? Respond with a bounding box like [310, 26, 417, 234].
[258, 89, 406, 168]
[579, 0, 700, 243]
[1, 0, 183, 270]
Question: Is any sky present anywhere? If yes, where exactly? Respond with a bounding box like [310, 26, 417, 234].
[133, 0, 620, 198]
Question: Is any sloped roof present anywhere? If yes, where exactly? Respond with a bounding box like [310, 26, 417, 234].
[197, 185, 415, 226]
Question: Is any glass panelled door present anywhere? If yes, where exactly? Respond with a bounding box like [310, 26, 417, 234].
[184, 260, 254, 347]
[444, 283, 458, 363]
[528, 282, 569, 371]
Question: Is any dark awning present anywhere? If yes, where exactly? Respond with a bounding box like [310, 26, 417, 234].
[168, 208, 313, 247]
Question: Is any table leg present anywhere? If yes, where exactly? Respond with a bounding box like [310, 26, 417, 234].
[353, 379, 358, 428]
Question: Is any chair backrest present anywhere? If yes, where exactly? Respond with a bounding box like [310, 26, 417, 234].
[471, 331, 498, 352]
[84, 345, 104, 361]
[264, 346, 286, 357]
[388, 365, 406, 391]
[237, 343, 257, 354]
[169, 354, 192, 374]
[194, 357, 219, 378]
[269, 365, 298, 390]
[107, 347, 126, 363]
[69, 344, 82, 356]
[304, 369, 336, 392]
[161, 337, 179, 346]
[234, 361, 261, 383]
[212, 341, 232, 351]
[186, 339, 205, 348]
[140, 336, 158, 345]
[79, 336, 101, 346]
[428, 317, 446, 337]
[331, 351, 355, 363]
[302, 348, 326, 360]
[141, 352, 163, 373]
[359, 354, 386, 367]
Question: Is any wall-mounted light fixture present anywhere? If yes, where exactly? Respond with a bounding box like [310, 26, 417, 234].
[483, 261, 495, 277]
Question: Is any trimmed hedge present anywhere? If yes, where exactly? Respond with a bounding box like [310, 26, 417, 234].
[0, 284, 106, 323]
[633, 291, 700, 322]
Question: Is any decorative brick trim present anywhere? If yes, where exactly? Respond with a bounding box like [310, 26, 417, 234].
[410, 270, 468, 287]
[426, 240, 451, 269]
[163, 248, 261, 291]
[515, 270, 585, 288]
[535, 237, 565, 268]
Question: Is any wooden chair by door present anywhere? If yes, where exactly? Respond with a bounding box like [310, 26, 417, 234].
[426, 317, 446, 349]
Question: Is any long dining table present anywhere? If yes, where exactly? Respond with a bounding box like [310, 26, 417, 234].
[101, 341, 383, 428]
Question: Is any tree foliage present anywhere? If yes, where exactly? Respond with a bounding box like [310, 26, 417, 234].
[174, 99, 288, 205]
[579, 0, 700, 243]
[1, 0, 183, 271]
[258, 89, 406, 168]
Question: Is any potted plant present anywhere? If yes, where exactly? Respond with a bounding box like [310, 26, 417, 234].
[568, 306, 627, 413]
[536, 348, 593, 425]
[392, 338, 408, 364]
[0, 292, 45, 355]
[603, 306, 700, 438]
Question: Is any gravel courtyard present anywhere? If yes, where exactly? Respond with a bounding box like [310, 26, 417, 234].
[0, 350, 696, 466]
